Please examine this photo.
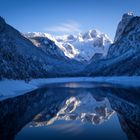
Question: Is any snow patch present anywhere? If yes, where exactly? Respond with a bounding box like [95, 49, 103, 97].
[0, 76, 140, 101]
[25, 29, 112, 62]
[0, 80, 37, 100]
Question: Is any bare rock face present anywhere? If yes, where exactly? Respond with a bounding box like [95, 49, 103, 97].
[85, 13, 140, 76]
[114, 12, 134, 42]
[0, 16, 6, 32]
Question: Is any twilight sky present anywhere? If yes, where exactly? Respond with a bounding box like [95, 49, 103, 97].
[0, 0, 140, 39]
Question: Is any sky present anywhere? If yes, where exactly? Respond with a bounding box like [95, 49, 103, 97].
[0, 0, 140, 39]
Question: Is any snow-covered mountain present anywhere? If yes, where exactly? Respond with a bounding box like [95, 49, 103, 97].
[85, 12, 140, 76]
[114, 12, 134, 42]
[1, 12, 140, 79]
[107, 12, 137, 58]
[0, 17, 84, 79]
[24, 32, 69, 60]
[0, 17, 49, 79]
[56, 30, 112, 61]
[25, 30, 112, 62]
[24, 32, 78, 60]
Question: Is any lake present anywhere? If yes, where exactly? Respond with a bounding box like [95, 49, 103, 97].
[0, 82, 140, 140]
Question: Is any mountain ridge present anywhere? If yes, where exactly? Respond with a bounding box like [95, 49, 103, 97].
[0, 16, 84, 79]
[25, 29, 112, 62]
[0, 12, 140, 79]
[85, 13, 140, 76]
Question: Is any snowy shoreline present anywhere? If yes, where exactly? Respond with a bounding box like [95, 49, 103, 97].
[0, 76, 140, 101]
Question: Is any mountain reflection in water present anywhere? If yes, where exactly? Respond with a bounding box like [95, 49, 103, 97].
[0, 82, 140, 140]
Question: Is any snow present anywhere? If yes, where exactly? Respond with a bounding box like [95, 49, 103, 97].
[0, 80, 37, 100]
[25, 29, 112, 62]
[114, 12, 134, 42]
[24, 32, 78, 59]
[0, 76, 140, 101]
[56, 29, 112, 61]
[24, 32, 56, 42]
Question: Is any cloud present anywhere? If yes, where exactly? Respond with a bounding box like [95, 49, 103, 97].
[45, 20, 81, 34]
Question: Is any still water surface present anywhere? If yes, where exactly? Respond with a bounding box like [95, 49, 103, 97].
[0, 82, 140, 140]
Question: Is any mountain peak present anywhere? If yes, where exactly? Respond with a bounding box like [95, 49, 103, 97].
[55, 29, 112, 61]
[122, 12, 134, 19]
[0, 16, 5, 23]
[114, 12, 135, 42]
[25, 32, 51, 38]
[89, 29, 101, 35]
[25, 29, 112, 62]
[0, 16, 6, 31]
[121, 12, 134, 22]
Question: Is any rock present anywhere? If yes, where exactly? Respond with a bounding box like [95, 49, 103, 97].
[114, 12, 134, 42]
[0, 16, 6, 32]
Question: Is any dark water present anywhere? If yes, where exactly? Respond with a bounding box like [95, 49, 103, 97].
[0, 82, 140, 140]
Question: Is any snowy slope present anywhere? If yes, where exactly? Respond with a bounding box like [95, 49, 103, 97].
[24, 32, 68, 60]
[0, 16, 50, 79]
[25, 29, 112, 62]
[56, 29, 112, 61]
[85, 13, 140, 76]
[24, 32, 79, 60]
[114, 12, 134, 42]
[0, 17, 85, 79]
